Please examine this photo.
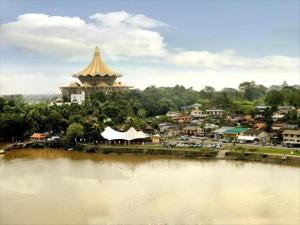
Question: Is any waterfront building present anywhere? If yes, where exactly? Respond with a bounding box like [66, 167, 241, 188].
[282, 129, 300, 146]
[61, 47, 130, 99]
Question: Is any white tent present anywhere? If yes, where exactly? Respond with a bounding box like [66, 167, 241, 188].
[101, 126, 150, 141]
[237, 136, 258, 142]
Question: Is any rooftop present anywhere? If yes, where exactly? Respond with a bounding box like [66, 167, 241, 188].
[74, 46, 118, 77]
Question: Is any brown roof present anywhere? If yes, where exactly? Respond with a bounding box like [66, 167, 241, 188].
[74, 47, 118, 77]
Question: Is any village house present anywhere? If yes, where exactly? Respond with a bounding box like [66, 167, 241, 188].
[166, 111, 181, 119]
[243, 128, 267, 141]
[223, 127, 248, 139]
[254, 105, 270, 118]
[206, 109, 223, 117]
[213, 126, 234, 139]
[181, 126, 204, 136]
[173, 114, 193, 123]
[190, 109, 205, 119]
[282, 129, 300, 146]
[159, 123, 180, 137]
[181, 103, 202, 112]
[31, 133, 46, 141]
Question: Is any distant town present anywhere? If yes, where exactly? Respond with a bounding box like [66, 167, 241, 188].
[1, 47, 300, 159]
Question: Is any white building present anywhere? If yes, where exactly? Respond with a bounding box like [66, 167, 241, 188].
[206, 109, 223, 116]
[191, 109, 205, 118]
[282, 130, 300, 146]
[71, 91, 85, 105]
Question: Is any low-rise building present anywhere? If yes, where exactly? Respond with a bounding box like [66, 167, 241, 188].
[151, 134, 160, 144]
[282, 129, 300, 146]
[181, 126, 204, 136]
[31, 133, 46, 141]
[206, 109, 223, 117]
[190, 109, 205, 118]
[223, 127, 248, 139]
[173, 114, 193, 123]
[213, 126, 234, 139]
[243, 128, 267, 141]
[166, 111, 181, 119]
[159, 124, 180, 137]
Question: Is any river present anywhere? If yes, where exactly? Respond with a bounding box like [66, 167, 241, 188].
[0, 149, 299, 224]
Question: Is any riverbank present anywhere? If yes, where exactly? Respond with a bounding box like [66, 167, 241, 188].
[2, 142, 300, 167]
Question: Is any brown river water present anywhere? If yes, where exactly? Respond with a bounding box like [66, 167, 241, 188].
[0, 149, 299, 224]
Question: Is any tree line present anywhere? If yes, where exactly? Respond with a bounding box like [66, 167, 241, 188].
[0, 81, 299, 142]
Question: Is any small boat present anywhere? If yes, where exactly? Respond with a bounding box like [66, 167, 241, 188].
[67, 148, 73, 151]
[0, 149, 5, 154]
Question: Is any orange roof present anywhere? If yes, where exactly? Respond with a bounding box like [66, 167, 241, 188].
[254, 123, 265, 130]
[31, 133, 46, 139]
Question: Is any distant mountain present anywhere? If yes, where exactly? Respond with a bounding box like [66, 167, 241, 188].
[23, 94, 60, 103]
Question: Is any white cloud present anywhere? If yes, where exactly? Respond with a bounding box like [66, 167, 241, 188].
[90, 11, 167, 28]
[170, 49, 299, 70]
[1, 12, 298, 71]
[0, 11, 299, 94]
[0, 12, 168, 60]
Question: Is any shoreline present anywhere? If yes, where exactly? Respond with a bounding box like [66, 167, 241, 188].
[2, 142, 300, 167]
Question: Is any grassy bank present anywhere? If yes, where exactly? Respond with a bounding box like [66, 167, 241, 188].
[228, 146, 300, 156]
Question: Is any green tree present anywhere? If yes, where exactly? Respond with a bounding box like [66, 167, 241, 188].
[66, 123, 84, 142]
[265, 90, 284, 106]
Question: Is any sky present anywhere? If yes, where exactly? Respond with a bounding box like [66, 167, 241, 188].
[0, 0, 299, 94]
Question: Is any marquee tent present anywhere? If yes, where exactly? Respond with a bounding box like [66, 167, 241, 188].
[101, 126, 150, 141]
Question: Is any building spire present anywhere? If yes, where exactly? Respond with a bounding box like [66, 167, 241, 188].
[74, 46, 117, 76]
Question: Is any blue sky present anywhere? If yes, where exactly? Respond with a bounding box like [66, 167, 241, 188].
[0, 0, 299, 94]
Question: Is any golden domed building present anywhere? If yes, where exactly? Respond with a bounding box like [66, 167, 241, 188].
[60, 47, 130, 99]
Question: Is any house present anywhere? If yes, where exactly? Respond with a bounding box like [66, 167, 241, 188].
[181, 103, 202, 112]
[223, 127, 248, 139]
[271, 123, 287, 132]
[143, 124, 154, 134]
[159, 124, 180, 137]
[71, 91, 85, 105]
[272, 114, 285, 122]
[173, 114, 193, 123]
[166, 111, 181, 119]
[254, 105, 270, 118]
[243, 128, 267, 141]
[31, 133, 46, 141]
[237, 136, 259, 143]
[190, 109, 205, 118]
[206, 109, 223, 117]
[255, 105, 270, 112]
[181, 126, 204, 136]
[213, 126, 234, 139]
[282, 129, 300, 146]
[151, 134, 161, 144]
[204, 123, 219, 131]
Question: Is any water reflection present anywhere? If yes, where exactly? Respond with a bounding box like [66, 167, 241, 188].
[0, 149, 299, 224]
